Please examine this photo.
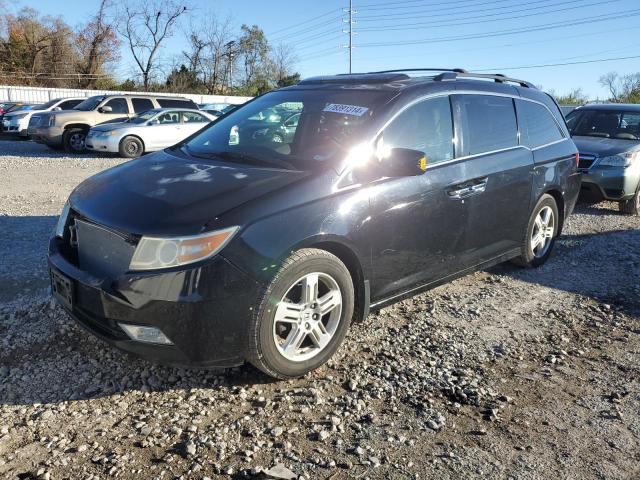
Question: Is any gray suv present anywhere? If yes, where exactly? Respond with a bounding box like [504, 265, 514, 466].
[567, 104, 640, 215]
[28, 94, 198, 153]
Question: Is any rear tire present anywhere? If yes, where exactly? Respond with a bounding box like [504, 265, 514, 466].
[119, 136, 144, 158]
[618, 185, 640, 216]
[63, 128, 88, 153]
[247, 248, 354, 379]
[512, 194, 559, 268]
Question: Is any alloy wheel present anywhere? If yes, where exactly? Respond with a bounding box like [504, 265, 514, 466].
[126, 141, 140, 156]
[69, 132, 85, 151]
[531, 206, 555, 258]
[273, 272, 342, 362]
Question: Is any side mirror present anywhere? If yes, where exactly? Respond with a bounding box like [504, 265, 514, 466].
[147, 119, 160, 126]
[52, 107, 62, 111]
[99, 105, 113, 113]
[380, 148, 427, 177]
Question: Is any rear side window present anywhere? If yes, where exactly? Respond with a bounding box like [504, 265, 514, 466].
[454, 95, 518, 156]
[382, 96, 454, 165]
[132, 98, 154, 113]
[157, 98, 196, 109]
[103, 97, 129, 114]
[518, 100, 564, 148]
[59, 99, 82, 109]
[181, 111, 208, 123]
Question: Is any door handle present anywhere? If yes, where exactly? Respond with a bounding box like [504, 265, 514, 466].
[447, 177, 488, 199]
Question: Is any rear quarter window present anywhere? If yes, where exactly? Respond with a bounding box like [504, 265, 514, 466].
[453, 95, 518, 156]
[157, 98, 197, 109]
[518, 100, 564, 148]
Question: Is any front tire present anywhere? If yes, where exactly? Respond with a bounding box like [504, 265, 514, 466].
[247, 248, 354, 379]
[513, 194, 559, 268]
[62, 128, 88, 153]
[619, 185, 640, 216]
[119, 136, 144, 158]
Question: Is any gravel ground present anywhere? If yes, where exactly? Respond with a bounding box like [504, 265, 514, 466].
[0, 140, 638, 480]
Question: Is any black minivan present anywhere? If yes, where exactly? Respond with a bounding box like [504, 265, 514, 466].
[49, 69, 580, 378]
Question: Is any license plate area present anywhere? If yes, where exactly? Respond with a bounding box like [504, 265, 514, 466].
[51, 268, 74, 310]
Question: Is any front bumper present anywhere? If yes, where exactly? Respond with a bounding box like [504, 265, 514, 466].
[580, 166, 640, 202]
[28, 125, 64, 146]
[2, 118, 29, 136]
[85, 133, 119, 152]
[48, 237, 262, 368]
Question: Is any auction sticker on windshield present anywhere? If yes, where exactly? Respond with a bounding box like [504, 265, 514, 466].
[323, 104, 369, 116]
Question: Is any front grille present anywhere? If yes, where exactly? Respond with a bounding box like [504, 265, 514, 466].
[75, 220, 136, 279]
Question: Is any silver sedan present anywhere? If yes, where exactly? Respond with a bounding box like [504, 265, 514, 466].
[86, 108, 216, 158]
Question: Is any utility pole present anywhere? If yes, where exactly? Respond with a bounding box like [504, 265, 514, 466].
[342, 0, 355, 73]
[225, 40, 236, 90]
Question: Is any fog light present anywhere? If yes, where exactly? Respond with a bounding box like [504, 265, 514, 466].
[119, 324, 173, 345]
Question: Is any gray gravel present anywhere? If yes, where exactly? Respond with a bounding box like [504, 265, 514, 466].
[0, 140, 639, 479]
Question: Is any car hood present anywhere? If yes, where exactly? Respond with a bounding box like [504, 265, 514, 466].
[90, 122, 136, 132]
[572, 135, 640, 157]
[69, 149, 309, 236]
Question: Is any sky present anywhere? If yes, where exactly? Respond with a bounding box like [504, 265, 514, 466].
[11, 0, 640, 99]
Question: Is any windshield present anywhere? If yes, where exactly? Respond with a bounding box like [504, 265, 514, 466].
[39, 99, 60, 110]
[567, 109, 640, 140]
[183, 89, 392, 170]
[74, 96, 104, 111]
[129, 109, 160, 124]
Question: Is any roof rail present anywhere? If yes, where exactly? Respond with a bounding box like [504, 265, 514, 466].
[367, 68, 468, 75]
[434, 71, 535, 88]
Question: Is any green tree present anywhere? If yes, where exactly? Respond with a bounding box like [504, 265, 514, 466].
[553, 88, 588, 105]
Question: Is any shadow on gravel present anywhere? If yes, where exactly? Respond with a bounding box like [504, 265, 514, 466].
[1, 210, 637, 406]
[491, 227, 640, 318]
[0, 215, 56, 302]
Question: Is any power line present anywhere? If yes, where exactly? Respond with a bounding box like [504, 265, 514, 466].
[358, 0, 528, 17]
[267, 8, 340, 36]
[357, 0, 509, 11]
[357, 0, 596, 21]
[270, 15, 343, 43]
[353, 25, 638, 63]
[476, 54, 640, 72]
[357, 0, 619, 31]
[355, 9, 640, 48]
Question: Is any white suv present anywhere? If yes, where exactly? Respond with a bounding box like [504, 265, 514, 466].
[3, 97, 84, 137]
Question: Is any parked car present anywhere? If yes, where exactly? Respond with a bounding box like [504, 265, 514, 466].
[566, 104, 640, 215]
[559, 104, 579, 117]
[0, 103, 34, 130]
[3, 97, 84, 137]
[86, 108, 216, 158]
[0, 102, 19, 117]
[251, 111, 301, 144]
[48, 69, 580, 379]
[28, 94, 199, 152]
[200, 102, 232, 112]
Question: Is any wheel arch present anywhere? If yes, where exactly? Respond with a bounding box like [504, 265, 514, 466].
[306, 239, 369, 324]
[63, 123, 91, 132]
[542, 188, 565, 235]
[119, 133, 146, 153]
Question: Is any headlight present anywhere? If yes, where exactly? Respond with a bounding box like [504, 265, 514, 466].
[97, 130, 117, 138]
[55, 202, 70, 238]
[598, 151, 638, 167]
[129, 226, 239, 270]
[48, 115, 56, 127]
[13, 113, 28, 120]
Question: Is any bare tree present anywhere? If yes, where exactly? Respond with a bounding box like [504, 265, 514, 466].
[599, 71, 640, 103]
[76, 0, 119, 88]
[115, 0, 190, 89]
[270, 43, 298, 86]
